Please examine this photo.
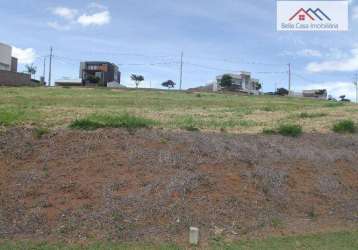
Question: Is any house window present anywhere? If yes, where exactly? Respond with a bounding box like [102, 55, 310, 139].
[299, 15, 305, 21]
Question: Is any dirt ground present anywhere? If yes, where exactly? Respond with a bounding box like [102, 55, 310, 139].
[0, 128, 357, 245]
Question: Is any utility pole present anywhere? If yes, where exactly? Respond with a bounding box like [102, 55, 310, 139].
[355, 73, 358, 104]
[42, 57, 46, 79]
[48, 47, 53, 87]
[288, 63, 291, 95]
[179, 51, 183, 90]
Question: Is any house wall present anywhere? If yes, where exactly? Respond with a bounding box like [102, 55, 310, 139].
[0, 70, 32, 86]
[11, 57, 17, 72]
[0, 43, 12, 71]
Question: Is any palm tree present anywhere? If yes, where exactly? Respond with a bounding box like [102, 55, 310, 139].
[25, 64, 37, 78]
[131, 74, 144, 88]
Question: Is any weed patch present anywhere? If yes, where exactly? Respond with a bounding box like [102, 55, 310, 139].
[277, 124, 303, 137]
[263, 124, 302, 137]
[69, 114, 155, 130]
[263, 128, 276, 135]
[298, 112, 327, 119]
[0, 109, 25, 126]
[325, 102, 344, 108]
[332, 120, 356, 134]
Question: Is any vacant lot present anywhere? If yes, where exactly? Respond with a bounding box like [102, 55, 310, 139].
[0, 87, 357, 133]
[0, 87, 357, 248]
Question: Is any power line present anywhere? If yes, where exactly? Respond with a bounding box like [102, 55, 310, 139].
[179, 51, 183, 90]
[354, 73, 358, 103]
[185, 55, 287, 66]
[288, 63, 291, 93]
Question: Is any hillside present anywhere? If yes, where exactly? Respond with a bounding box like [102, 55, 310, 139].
[0, 87, 357, 248]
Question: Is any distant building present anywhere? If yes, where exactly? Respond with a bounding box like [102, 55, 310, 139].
[214, 71, 261, 95]
[302, 89, 327, 99]
[0, 42, 32, 86]
[80, 61, 121, 86]
[0, 42, 17, 72]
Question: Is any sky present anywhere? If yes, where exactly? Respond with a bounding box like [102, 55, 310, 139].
[1, 0, 358, 100]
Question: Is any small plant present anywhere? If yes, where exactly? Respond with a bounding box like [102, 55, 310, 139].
[332, 120, 356, 134]
[298, 112, 327, 119]
[183, 125, 200, 132]
[271, 218, 283, 229]
[277, 124, 302, 137]
[33, 127, 49, 139]
[179, 116, 200, 132]
[69, 114, 155, 130]
[307, 207, 317, 220]
[263, 128, 276, 135]
[261, 106, 275, 112]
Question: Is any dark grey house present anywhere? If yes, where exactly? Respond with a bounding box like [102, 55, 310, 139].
[79, 61, 121, 86]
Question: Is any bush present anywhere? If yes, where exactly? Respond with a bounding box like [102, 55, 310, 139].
[69, 114, 155, 130]
[277, 124, 303, 137]
[332, 120, 356, 134]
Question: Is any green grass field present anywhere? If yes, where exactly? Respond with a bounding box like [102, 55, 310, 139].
[0, 87, 357, 133]
[0, 87, 358, 133]
[1, 230, 357, 249]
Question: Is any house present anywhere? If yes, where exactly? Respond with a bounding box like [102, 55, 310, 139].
[0, 42, 17, 72]
[0, 42, 32, 86]
[302, 89, 327, 99]
[214, 71, 261, 95]
[80, 61, 121, 86]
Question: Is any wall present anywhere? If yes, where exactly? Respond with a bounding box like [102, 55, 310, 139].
[11, 57, 18, 72]
[0, 70, 33, 86]
[0, 42, 12, 71]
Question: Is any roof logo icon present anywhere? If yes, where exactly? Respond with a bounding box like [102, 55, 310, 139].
[289, 8, 331, 21]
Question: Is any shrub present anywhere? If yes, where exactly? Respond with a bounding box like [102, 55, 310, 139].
[332, 120, 356, 134]
[277, 124, 302, 137]
[69, 114, 155, 130]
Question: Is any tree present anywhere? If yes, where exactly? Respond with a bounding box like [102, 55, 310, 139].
[25, 64, 37, 77]
[219, 74, 233, 88]
[276, 88, 289, 96]
[255, 82, 262, 90]
[131, 74, 144, 88]
[87, 75, 100, 84]
[339, 95, 351, 102]
[162, 80, 176, 89]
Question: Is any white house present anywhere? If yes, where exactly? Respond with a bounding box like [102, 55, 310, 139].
[214, 71, 261, 95]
